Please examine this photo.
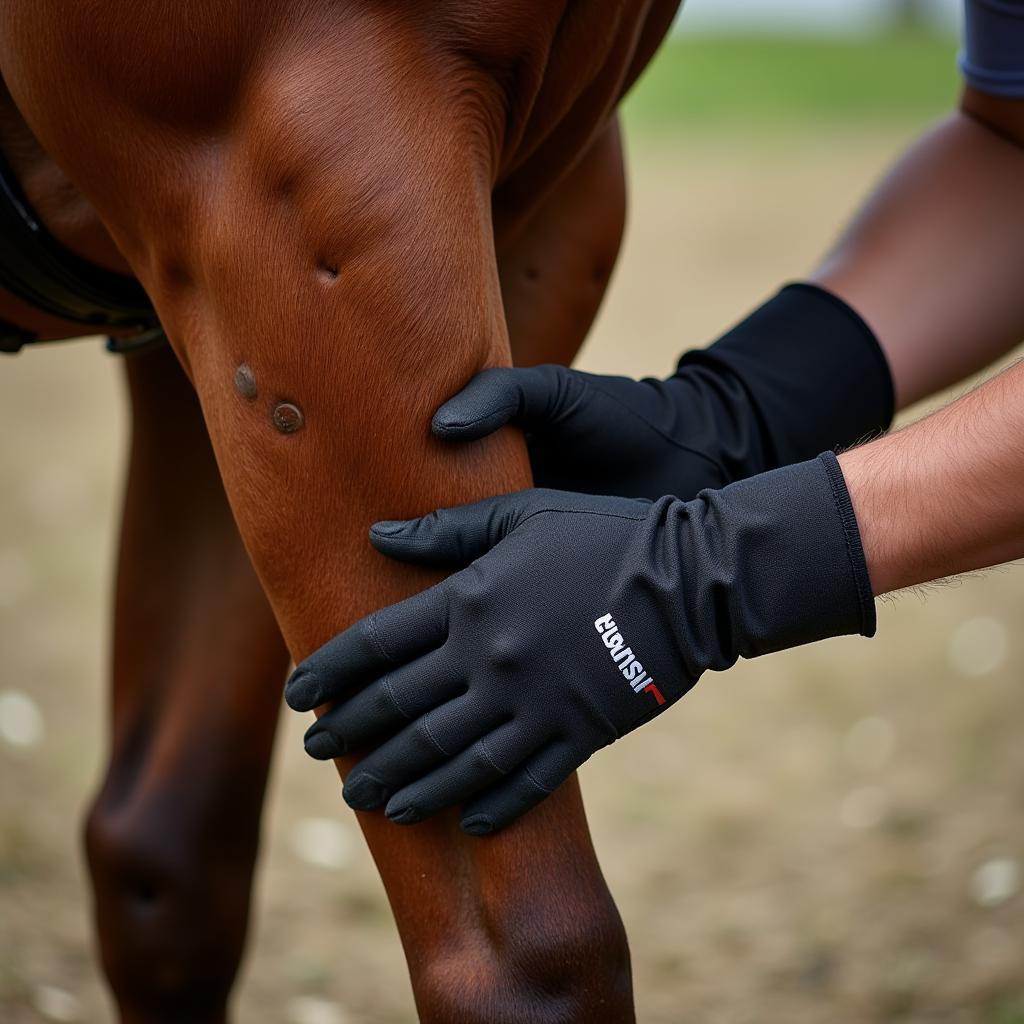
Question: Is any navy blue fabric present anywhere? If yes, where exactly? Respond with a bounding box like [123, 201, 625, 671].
[961, 0, 1024, 97]
[287, 453, 875, 835]
[431, 284, 892, 501]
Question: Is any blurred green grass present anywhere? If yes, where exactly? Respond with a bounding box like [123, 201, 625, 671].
[624, 29, 960, 132]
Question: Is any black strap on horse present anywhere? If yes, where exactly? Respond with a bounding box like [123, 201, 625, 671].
[0, 147, 165, 355]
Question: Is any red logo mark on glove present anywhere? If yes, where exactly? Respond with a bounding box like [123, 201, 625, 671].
[643, 683, 666, 706]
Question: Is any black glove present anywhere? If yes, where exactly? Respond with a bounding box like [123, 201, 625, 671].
[286, 452, 875, 836]
[431, 283, 893, 499]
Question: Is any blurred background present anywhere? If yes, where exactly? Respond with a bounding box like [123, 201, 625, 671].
[2, 3, 1023, 1022]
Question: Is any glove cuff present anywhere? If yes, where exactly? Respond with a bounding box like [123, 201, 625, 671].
[818, 450, 876, 636]
[695, 451, 876, 666]
[677, 283, 894, 469]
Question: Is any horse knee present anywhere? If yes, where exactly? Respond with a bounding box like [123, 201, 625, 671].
[416, 899, 634, 1024]
[84, 796, 254, 1022]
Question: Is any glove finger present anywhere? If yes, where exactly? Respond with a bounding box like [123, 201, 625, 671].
[431, 365, 574, 441]
[383, 720, 540, 825]
[286, 584, 449, 712]
[459, 740, 579, 836]
[302, 648, 462, 760]
[342, 692, 499, 811]
[370, 492, 537, 568]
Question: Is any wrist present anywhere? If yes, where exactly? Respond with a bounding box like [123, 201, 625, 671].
[837, 376, 1024, 597]
[838, 433, 938, 596]
[838, 441, 896, 595]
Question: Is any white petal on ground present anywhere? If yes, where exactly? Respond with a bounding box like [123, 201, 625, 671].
[839, 786, 888, 830]
[843, 716, 896, 771]
[289, 817, 355, 871]
[285, 995, 349, 1024]
[947, 618, 1009, 678]
[0, 690, 44, 750]
[970, 857, 1020, 908]
[33, 985, 81, 1022]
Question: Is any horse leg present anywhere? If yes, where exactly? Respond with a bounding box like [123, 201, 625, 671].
[161, 185, 635, 1021]
[156, 215, 632, 1022]
[1, 14, 635, 1018]
[84, 346, 289, 1024]
[499, 118, 627, 369]
[133, 143, 634, 1021]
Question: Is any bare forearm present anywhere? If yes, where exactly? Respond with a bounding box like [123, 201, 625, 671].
[813, 97, 1024, 408]
[839, 358, 1024, 595]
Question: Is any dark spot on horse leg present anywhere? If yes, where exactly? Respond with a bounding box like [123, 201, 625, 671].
[272, 401, 305, 435]
[317, 263, 340, 283]
[121, 873, 161, 916]
[133, 881, 159, 908]
[524, 266, 540, 283]
[234, 364, 257, 401]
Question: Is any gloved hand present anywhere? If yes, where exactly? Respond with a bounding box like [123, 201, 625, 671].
[431, 283, 893, 499]
[286, 453, 876, 835]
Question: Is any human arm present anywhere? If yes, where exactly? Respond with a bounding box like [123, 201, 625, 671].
[430, 25, 1024, 495]
[840, 356, 1024, 595]
[427, 91, 1024, 499]
[788, 0, 1024, 407]
[814, 86, 1024, 408]
[435, 93, 1024, 497]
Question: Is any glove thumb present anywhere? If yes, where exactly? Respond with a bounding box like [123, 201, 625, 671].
[431, 365, 575, 442]
[370, 492, 536, 567]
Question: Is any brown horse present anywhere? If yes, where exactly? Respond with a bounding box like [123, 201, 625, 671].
[0, 3, 681, 1020]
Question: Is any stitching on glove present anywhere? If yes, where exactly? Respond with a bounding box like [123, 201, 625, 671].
[381, 675, 413, 721]
[524, 762, 556, 794]
[588, 379, 730, 476]
[518, 506, 649, 531]
[365, 612, 399, 666]
[421, 712, 451, 757]
[476, 735, 509, 776]
[544, 369, 587, 426]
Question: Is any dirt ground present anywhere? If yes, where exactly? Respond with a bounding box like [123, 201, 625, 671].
[1, 121, 1022, 1023]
